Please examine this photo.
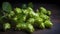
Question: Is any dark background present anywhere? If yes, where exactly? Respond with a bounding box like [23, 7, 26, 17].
[0, 0, 60, 34]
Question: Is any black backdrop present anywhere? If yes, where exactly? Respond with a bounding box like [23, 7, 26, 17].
[0, 0, 60, 8]
[0, 0, 60, 4]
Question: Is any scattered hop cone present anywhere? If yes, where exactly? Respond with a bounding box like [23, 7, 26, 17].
[47, 10, 51, 16]
[9, 11, 15, 16]
[40, 13, 50, 20]
[44, 20, 53, 28]
[16, 23, 26, 30]
[28, 9, 39, 18]
[8, 11, 15, 18]
[27, 7, 33, 11]
[39, 23, 45, 29]
[13, 16, 18, 22]
[40, 7, 47, 14]
[16, 23, 21, 30]
[27, 18, 35, 24]
[26, 23, 35, 33]
[3, 23, 11, 30]
[14, 7, 22, 14]
[22, 9, 29, 15]
[27, 7, 33, 13]
[35, 17, 43, 24]
[21, 23, 27, 29]
[17, 14, 27, 22]
[27, 7, 39, 18]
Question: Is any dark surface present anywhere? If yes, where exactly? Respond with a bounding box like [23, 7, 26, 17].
[0, 3, 60, 34]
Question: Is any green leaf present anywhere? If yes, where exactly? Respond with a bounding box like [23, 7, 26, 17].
[2, 2, 12, 13]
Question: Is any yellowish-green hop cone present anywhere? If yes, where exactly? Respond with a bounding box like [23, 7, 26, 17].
[44, 20, 53, 28]
[26, 23, 35, 33]
[27, 18, 35, 25]
[3, 23, 11, 30]
[47, 10, 51, 16]
[14, 7, 22, 14]
[16, 23, 26, 30]
[39, 7, 47, 14]
[39, 23, 45, 29]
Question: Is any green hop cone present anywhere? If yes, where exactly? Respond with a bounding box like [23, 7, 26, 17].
[14, 7, 22, 14]
[27, 18, 35, 24]
[21, 23, 27, 29]
[16, 23, 21, 30]
[40, 13, 50, 20]
[9, 11, 15, 16]
[3, 23, 11, 30]
[40, 7, 47, 14]
[27, 7, 39, 18]
[47, 10, 51, 16]
[39, 23, 45, 29]
[26, 23, 35, 33]
[35, 17, 43, 24]
[16, 23, 26, 30]
[8, 11, 15, 18]
[13, 16, 18, 22]
[44, 20, 53, 28]
[17, 14, 27, 22]
[27, 7, 34, 14]
[22, 9, 29, 15]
